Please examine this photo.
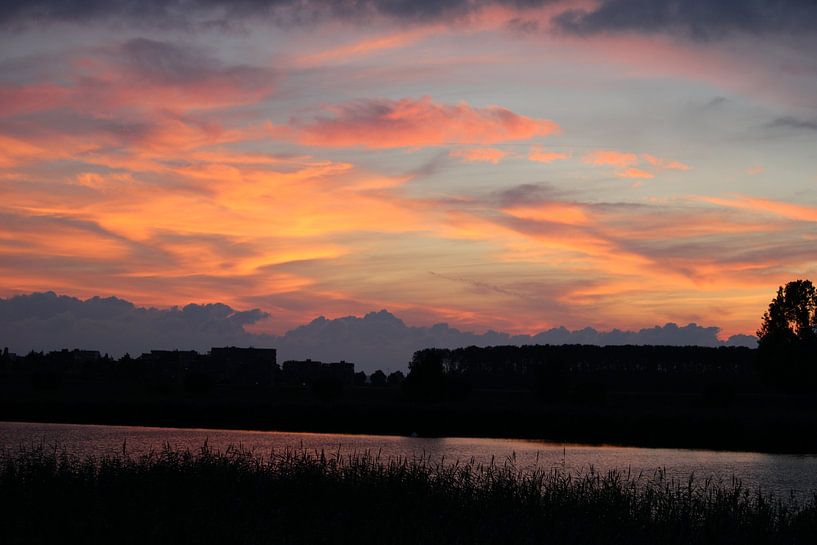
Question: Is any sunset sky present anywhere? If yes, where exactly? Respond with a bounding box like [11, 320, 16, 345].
[1, 0, 816, 340]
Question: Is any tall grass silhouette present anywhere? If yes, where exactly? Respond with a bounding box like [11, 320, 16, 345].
[1, 443, 815, 544]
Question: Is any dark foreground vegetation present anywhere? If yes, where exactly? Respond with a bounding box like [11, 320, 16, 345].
[2, 444, 816, 545]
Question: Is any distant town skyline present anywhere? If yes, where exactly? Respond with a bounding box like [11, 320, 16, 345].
[1, 1, 816, 340]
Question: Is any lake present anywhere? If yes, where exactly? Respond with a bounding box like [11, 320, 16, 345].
[3, 420, 817, 499]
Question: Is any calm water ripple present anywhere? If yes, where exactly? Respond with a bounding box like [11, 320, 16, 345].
[3, 421, 817, 499]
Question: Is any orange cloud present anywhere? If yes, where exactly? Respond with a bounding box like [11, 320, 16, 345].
[641, 154, 690, 171]
[502, 203, 589, 225]
[746, 165, 765, 176]
[528, 146, 570, 164]
[443, 188, 817, 336]
[700, 195, 817, 223]
[583, 150, 639, 168]
[295, 26, 439, 66]
[0, 147, 434, 314]
[2, 139, 803, 340]
[0, 88, 790, 343]
[450, 147, 508, 164]
[295, 96, 559, 149]
[0, 135, 47, 167]
[582, 150, 688, 179]
[616, 168, 654, 179]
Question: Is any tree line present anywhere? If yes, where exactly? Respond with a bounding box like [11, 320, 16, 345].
[403, 279, 817, 400]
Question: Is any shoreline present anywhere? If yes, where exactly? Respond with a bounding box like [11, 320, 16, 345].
[3, 395, 817, 455]
[2, 417, 810, 459]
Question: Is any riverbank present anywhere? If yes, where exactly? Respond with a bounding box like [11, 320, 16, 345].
[2, 443, 815, 545]
[3, 382, 817, 453]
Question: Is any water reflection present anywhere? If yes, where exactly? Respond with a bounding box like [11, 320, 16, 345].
[3, 421, 816, 499]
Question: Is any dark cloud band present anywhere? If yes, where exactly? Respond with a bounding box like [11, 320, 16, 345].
[0, 0, 513, 26]
[553, 0, 817, 39]
[3, 0, 816, 39]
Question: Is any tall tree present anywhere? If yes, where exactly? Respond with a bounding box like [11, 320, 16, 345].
[757, 280, 817, 346]
[756, 279, 817, 391]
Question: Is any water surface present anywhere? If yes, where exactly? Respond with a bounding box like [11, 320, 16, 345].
[3, 421, 816, 499]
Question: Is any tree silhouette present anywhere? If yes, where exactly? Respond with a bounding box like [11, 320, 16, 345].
[403, 349, 448, 401]
[757, 280, 817, 346]
[756, 279, 817, 391]
[402, 349, 472, 401]
[370, 369, 387, 386]
[387, 370, 405, 386]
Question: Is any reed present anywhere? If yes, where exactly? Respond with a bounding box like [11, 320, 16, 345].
[1, 443, 815, 544]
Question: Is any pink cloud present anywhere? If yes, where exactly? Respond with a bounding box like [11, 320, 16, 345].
[700, 195, 817, 223]
[295, 96, 559, 149]
[0, 40, 276, 122]
[295, 26, 440, 66]
[0, 84, 73, 117]
[583, 150, 639, 168]
[616, 168, 654, 179]
[642, 154, 690, 171]
[528, 145, 570, 164]
[0, 135, 48, 167]
[583, 150, 689, 178]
